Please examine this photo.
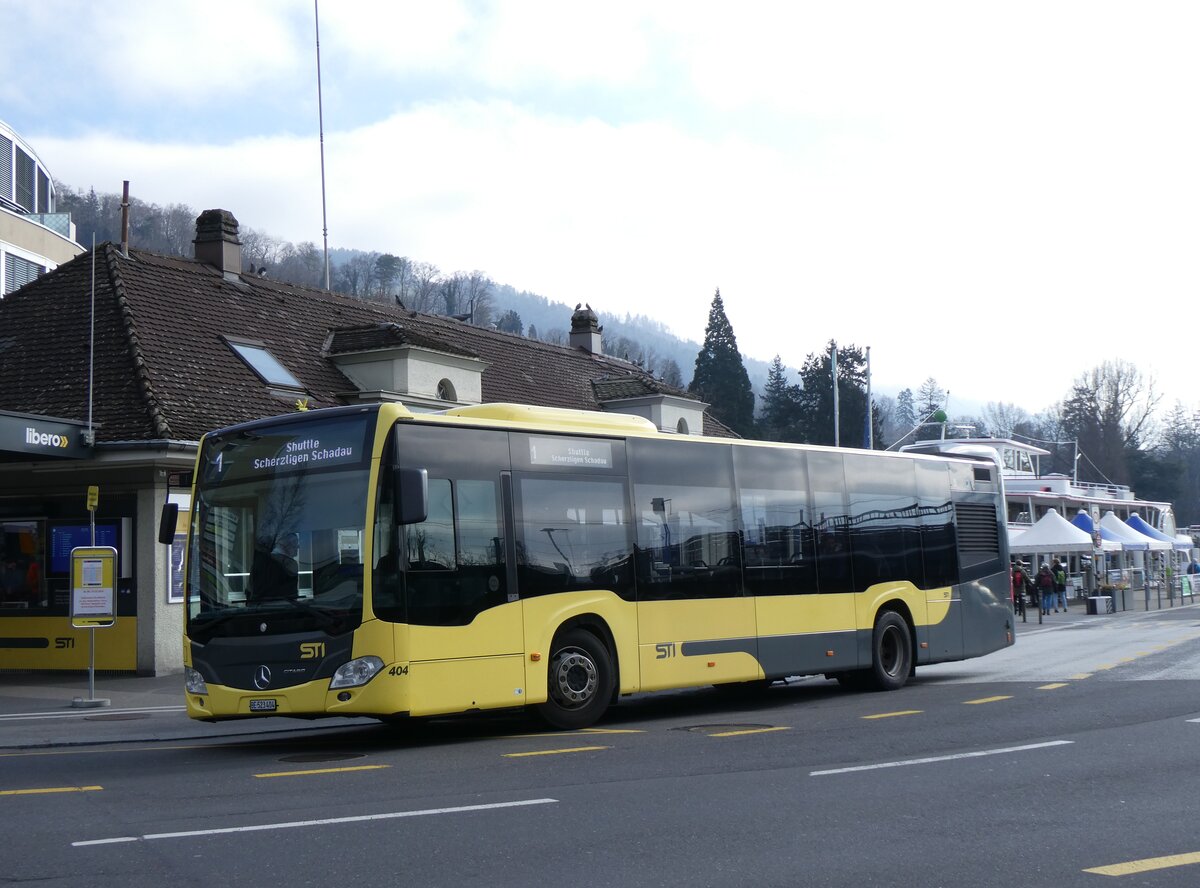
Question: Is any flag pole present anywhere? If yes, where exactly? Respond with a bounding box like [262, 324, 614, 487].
[865, 345, 872, 449]
[831, 341, 840, 447]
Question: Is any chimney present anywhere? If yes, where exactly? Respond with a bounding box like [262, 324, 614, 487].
[569, 303, 603, 355]
[193, 209, 243, 281]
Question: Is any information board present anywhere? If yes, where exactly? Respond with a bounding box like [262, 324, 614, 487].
[71, 546, 117, 629]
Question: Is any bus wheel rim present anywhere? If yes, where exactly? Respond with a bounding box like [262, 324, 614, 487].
[551, 648, 598, 709]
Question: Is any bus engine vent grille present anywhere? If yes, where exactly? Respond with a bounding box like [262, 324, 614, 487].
[954, 502, 1000, 555]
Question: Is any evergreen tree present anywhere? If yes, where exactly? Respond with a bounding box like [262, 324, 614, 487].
[760, 355, 802, 442]
[795, 341, 869, 446]
[496, 309, 523, 335]
[896, 388, 916, 433]
[688, 289, 755, 436]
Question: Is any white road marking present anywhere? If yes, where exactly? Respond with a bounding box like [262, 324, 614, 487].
[72, 797, 558, 846]
[0, 706, 185, 721]
[810, 740, 1074, 776]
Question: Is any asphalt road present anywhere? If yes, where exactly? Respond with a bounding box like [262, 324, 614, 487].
[5, 606, 1200, 887]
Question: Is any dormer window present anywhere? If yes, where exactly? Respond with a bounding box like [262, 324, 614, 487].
[437, 379, 457, 401]
[224, 336, 303, 389]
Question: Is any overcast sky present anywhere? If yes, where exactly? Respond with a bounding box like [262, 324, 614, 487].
[5, 1, 1198, 418]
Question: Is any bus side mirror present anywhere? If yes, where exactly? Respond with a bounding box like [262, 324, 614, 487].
[394, 467, 428, 525]
[158, 503, 179, 545]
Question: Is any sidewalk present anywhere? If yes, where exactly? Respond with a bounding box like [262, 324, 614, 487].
[0, 671, 367, 750]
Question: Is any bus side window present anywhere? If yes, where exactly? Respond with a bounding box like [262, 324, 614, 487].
[734, 446, 817, 596]
[514, 475, 633, 600]
[630, 438, 741, 601]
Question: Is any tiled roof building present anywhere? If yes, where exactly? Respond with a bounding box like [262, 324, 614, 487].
[0, 209, 725, 675]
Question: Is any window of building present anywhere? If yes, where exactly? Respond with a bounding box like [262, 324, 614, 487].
[36, 169, 50, 214]
[437, 378, 456, 401]
[4, 252, 45, 295]
[224, 338, 303, 389]
[14, 148, 34, 213]
[676, 418, 689, 434]
[0, 135, 12, 204]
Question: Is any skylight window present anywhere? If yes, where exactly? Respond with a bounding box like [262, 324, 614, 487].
[225, 339, 303, 389]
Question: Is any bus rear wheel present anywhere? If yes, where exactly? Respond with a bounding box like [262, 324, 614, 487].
[870, 610, 913, 691]
[537, 629, 614, 730]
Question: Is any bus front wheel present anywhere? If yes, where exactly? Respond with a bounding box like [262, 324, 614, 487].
[870, 610, 913, 691]
[537, 629, 615, 730]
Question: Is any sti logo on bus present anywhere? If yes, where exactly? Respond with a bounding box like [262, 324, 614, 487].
[300, 642, 326, 659]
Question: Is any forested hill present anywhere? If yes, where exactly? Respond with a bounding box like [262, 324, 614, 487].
[56, 184, 774, 395]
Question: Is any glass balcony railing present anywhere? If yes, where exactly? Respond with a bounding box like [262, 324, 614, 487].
[25, 212, 73, 238]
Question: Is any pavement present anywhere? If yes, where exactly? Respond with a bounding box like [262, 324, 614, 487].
[0, 597, 1180, 751]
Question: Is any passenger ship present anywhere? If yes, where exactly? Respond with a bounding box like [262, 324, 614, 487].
[942, 437, 1195, 600]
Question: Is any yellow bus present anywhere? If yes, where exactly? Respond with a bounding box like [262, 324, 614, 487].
[162, 402, 1014, 729]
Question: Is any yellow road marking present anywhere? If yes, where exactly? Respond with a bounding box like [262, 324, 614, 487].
[0, 785, 102, 796]
[254, 765, 390, 778]
[1038, 683, 1069, 690]
[963, 696, 1012, 705]
[1084, 850, 1200, 876]
[1071, 673, 1092, 680]
[708, 727, 791, 737]
[505, 728, 643, 739]
[1095, 663, 1117, 671]
[1120, 657, 1137, 663]
[862, 710, 922, 720]
[503, 746, 608, 758]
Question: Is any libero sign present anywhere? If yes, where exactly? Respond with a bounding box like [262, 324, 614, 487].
[0, 411, 90, 459]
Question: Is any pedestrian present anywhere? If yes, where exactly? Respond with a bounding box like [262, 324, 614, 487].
[1187, 559, 1199, 576]
[1052, 558, 1068, 612]
[1012, 562, 1028, 615]
[1037, 563, 1054, 615]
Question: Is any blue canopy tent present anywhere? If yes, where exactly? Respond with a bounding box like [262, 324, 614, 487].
[1070, 510, 1123, 552]
[1126, 513, 1193, 552]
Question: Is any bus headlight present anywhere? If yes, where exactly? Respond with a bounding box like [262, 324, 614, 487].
[185, 667, 209, 695]
[330, 656, 385, 689]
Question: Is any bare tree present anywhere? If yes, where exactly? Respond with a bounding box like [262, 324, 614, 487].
[1061, 360, 1160, 486]
[399, 261, 442, 312]
[982, 402, 1031, 439]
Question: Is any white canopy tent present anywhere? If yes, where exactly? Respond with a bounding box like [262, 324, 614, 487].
[1100, 511, 1169, 551]
[1008, 509, 1096, 556]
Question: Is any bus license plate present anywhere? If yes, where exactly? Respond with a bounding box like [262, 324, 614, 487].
[249, 699, 277, 712]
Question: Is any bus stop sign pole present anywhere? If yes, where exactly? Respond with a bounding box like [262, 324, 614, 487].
[71, 486, 112, 709]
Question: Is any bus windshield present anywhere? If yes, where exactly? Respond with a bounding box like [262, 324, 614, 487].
[185, 413, 374, 642]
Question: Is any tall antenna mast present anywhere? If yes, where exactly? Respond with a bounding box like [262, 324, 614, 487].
[315, 0, 331, 290]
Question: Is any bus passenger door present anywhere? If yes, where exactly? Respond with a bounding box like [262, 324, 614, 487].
[395, 427, 526, 717]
